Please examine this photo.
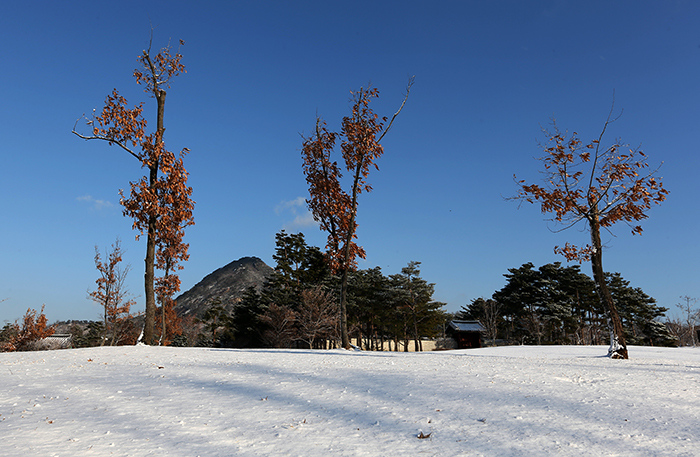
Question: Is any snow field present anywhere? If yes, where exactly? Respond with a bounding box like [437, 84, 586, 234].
[1, 345, 699, 456]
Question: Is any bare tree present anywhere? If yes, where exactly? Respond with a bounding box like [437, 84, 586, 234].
[297, 286, 338, 348]
[260, 304, 297, 348]
[676, 296, 699, 347]
[664, 317, 685, 347]
[480, 299, 502, 346]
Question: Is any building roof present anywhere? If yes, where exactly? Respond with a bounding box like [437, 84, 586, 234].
[448, 320, 485, 332]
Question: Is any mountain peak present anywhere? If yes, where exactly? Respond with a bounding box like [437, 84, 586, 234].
[175, 256, 274, 318]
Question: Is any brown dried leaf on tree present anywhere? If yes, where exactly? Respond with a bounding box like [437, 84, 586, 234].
[73, 35, 194, 344]
[513, 104, 668, 359]
[1, 305, 55, 352]
[89, 238, 136, 346]
[301, 78, 414, 348]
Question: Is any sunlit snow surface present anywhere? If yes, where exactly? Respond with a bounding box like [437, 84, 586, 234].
[1, 345, 699, 456]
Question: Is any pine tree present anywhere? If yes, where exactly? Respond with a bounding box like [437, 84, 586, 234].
[389, 262, 445, 351]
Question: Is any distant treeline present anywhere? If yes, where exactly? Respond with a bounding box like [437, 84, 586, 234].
[458, 262, 675, 347]
[3, 235, 687, 352]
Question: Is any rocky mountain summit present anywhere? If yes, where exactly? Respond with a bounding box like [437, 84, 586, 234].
[175, 256, 274, 318]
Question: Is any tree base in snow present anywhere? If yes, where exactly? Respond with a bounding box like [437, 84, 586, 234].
[608, 347, 628, 359]
[608, 330, 628, 359]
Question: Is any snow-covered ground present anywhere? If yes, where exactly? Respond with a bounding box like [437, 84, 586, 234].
[1, 345, 698, 456]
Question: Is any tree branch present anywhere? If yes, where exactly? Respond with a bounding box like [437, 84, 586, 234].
[377, 76, 415, 143]
[587, 93, 622, 193]
[72, 117, 142, 161]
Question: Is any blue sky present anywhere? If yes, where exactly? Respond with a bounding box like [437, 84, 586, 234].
[1, 1, 698, 324]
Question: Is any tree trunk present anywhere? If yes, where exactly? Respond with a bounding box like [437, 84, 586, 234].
[161, 298, 166, 346]
[144, 216, 156, 344]
[589, 213, 628, 359]
[338, 159, 365, 350]
[339, 268, 350, 348]
[160, 264, 170, 346]
[357, 320, 363, 350]
[413, 312, 420, 352]
[143, 89, 166, 345]
[102, 295, 107, 347]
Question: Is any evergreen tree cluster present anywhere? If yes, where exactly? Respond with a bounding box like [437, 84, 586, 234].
[198, 231, 447, 350]
[459, 262, 674, 347]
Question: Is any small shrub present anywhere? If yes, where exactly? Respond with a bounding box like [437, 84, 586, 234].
[1, 305, 55, 352]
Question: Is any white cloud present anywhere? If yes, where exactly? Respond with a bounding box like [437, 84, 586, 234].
[276, 196, 318, 231]
[77, 195, 114, 210]
[274, 196, 306, 214]
[287, 212, 317, 229]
